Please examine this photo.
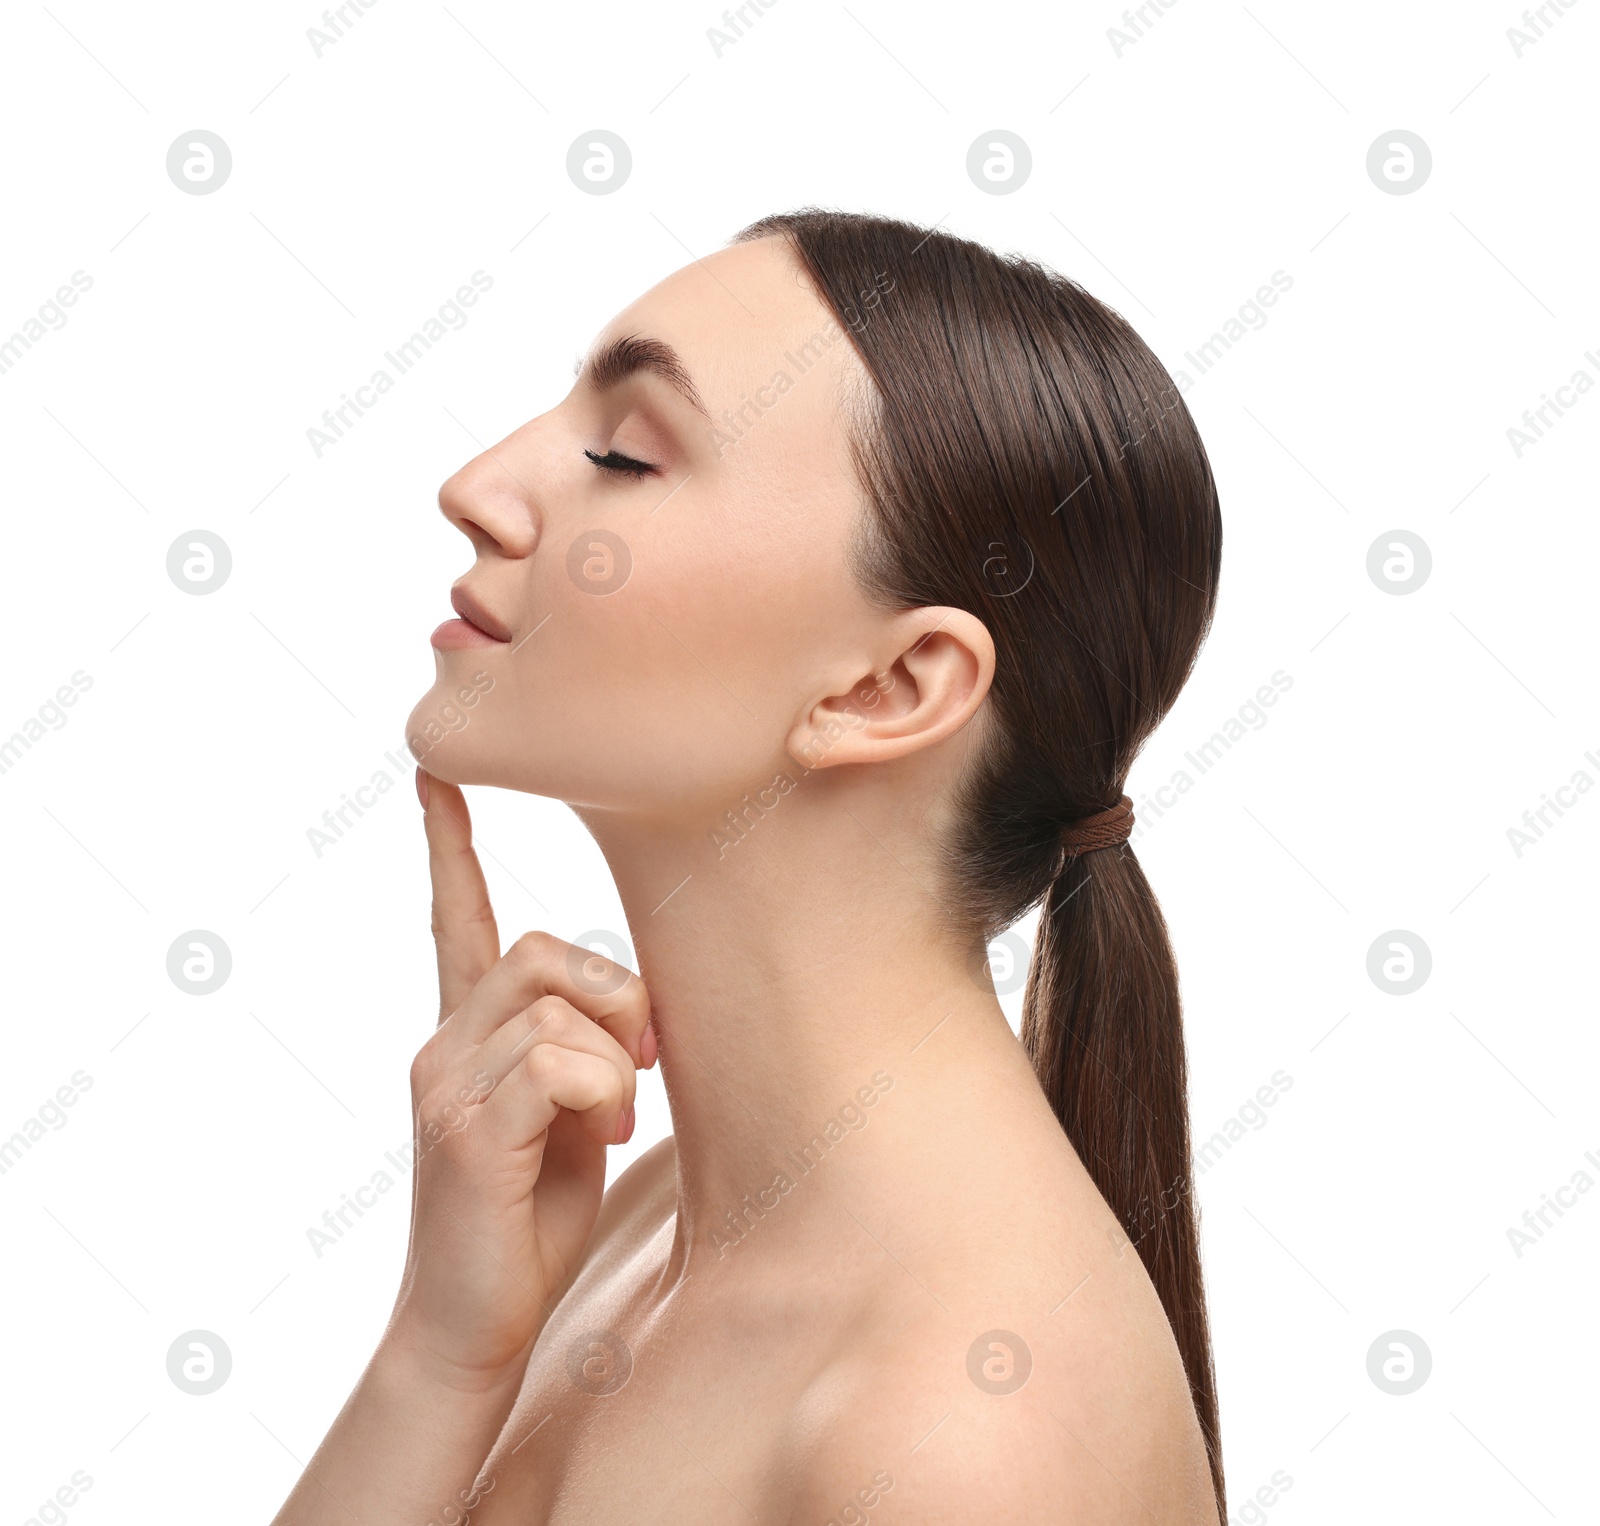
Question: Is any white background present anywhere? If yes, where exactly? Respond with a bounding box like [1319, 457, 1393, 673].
[1, 1, 1595, 1522]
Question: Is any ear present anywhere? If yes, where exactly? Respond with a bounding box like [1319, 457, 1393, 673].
[786, 607, 996, 771]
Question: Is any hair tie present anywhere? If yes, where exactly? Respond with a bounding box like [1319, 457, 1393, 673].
[1059, 794, 1134, 859]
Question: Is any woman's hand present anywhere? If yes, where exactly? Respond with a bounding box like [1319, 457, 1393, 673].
[391, 768, 657, 1388]
[270, 768, 653, 1524]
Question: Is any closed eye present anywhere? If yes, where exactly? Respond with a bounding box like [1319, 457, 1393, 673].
[584, 447, 658, 479]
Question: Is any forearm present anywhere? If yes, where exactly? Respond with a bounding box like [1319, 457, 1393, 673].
[269, 1326, 529, 1525]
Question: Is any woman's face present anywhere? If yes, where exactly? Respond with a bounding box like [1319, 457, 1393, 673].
[406, 235, 896, 822]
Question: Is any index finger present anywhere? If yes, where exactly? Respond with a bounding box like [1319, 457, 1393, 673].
[418, 768, 500, 1022]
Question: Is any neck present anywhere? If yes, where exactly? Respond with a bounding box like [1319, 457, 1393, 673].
[576, 769, 1039, 1280]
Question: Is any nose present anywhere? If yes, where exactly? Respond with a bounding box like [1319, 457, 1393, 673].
[437, 446, 540, 558]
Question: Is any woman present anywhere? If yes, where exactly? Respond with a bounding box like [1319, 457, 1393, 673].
[273, 209, 1226, 1524]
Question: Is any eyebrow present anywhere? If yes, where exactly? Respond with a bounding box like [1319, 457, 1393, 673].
[574, 333, 710, 420]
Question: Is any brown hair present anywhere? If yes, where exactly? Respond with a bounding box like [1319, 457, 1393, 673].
[734, 208, 1226, 1518]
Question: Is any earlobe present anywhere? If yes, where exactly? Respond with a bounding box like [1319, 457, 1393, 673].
[786, 608, 995, 772]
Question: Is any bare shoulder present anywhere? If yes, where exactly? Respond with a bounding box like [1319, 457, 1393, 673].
[586, 1134, 678, 1262]
[765, 1218, 1218, 1525]
[545, 1135, 677, 1307]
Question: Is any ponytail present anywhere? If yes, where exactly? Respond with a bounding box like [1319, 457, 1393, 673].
[1023, 842, 1223, 1519]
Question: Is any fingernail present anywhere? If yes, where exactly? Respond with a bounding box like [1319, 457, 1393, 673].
[415, 767, 429, 809]
[617, 1105, 635, 1144]
[640, 1021, 658, 1070]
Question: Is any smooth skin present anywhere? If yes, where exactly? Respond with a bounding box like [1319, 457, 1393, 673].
[272, 236, 1217, 1524]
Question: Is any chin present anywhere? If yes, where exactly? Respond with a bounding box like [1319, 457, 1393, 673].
[406, 669, 499, 782]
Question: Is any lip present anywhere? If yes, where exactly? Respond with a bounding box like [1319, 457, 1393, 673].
[431, 618, 507, 651]
[437, 584, 513, 648]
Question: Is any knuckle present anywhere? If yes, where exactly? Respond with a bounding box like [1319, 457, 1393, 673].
[458, 1066, 495, 1105]
[524, 993, 576, 1038]
[509, 929, 559, 967]
[409, 1035, 443, 1089]
[414, 1085, 462, 1135]
[460, 896, 497, 937]
[524, 1043, 564, 1086]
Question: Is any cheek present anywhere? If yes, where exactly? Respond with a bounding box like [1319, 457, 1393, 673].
[410, 564, 772, 804]
[409, 484, 858, 809]
[663, 486, 857, 665]
[636, 526, 844, 722]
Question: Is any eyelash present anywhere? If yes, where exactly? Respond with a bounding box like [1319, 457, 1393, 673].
[584, 447, 658, 479]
